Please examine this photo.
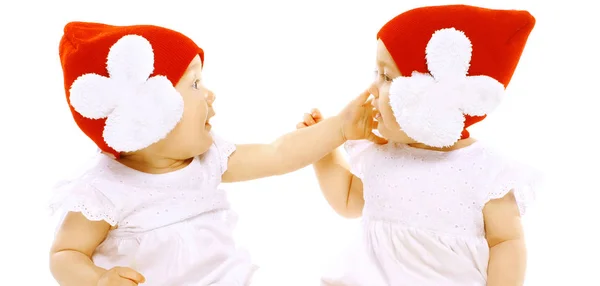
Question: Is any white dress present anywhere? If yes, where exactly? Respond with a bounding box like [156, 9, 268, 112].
[49, 135, 259, 286]
[321, 140, 540, 286]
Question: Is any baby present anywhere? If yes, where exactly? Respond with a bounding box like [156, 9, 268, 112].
[48, 22, 382, 286]
[298, 5, 539, 286]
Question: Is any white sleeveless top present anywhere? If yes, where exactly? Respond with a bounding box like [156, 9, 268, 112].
[49, 135, 257, 286]
[322, 140, 540, 286]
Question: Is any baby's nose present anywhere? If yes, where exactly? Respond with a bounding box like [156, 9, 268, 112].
[206, 90, 216, 105]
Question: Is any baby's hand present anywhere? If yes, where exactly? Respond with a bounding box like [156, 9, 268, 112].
[98, 267, 145, 285]
[296, 108, 323, 129]
[338, 90, 387, 144]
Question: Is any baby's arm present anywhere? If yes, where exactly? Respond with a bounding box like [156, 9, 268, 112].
[222, 91, 384, 183]
[298, 109, 365, 218]
[50, 212, 109, 284]
[50, 212, 144, 285]
[313, 150, 365, 218]
[223, 114, 345, 183]
[483, 192, 527, 286]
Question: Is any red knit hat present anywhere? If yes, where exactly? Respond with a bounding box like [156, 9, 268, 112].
[59, 22, 204, 158]
[377, 5, 535, 147]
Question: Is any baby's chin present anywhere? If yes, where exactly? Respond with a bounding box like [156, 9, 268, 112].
[377, 125, 416, 144]
[194, 133, 213, 155]
[173, 133, 213, 159]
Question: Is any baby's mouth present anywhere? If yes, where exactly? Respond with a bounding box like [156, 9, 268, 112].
[373, 106, 382, 120]
[372, 100, 382, 120]
[205, 111, 215, 131]
[205, 119, 212, 130]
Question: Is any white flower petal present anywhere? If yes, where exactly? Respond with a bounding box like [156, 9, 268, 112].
[390, 73, 436, 102]
[389, 74, 434, 119]
[460, 75, 505, 116]
[389, 73, 466, 147]
[70, 73, 121, 119]
[102, 75, 184, 152]
[426, 28, 472, 81]
[106, 35, 155, 84]
[398, 101, 465, 148]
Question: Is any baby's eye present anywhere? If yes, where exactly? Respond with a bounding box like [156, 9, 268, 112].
[374, 70, 392, 82]
[383, 73, 392, 82]
[192, 79, 201, 90]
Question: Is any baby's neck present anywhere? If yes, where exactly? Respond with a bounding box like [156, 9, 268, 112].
[117, 154, 193, 174]
[407, 138, 477, 152]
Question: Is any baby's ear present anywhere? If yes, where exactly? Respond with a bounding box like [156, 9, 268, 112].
[460, 76, 505, 117]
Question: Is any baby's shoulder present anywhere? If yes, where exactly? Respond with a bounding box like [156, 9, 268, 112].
[459, 142, 542, 214]
[48, 154, 132, 226]
[197, 132, 236, 175]
[463, 142, 539, 176]
[54, 153, 125, 189]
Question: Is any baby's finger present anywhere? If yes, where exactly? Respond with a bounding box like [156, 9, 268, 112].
[372, 120, 378, 129]
[303, 113, 316, 125]
[117, 267, 145, 283]
[353, 90, 371, 106]
[296, 122, 307, 129]
[367, 132, 388, 145]
[310, 108, 322, 120]
[118, 280, 140, 286]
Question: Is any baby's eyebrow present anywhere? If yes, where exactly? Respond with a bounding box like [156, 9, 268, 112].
[182, 69, 200, 81]
[184, 61, 202, 76]
[376, 61, 393, 72]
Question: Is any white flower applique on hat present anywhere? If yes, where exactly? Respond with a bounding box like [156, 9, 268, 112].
[69, 35, 184, 152]
[388, 28, 505, 148]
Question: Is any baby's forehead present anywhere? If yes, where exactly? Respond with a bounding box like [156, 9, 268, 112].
[187, 55, 203, 71]
[182, 55, 203, 78]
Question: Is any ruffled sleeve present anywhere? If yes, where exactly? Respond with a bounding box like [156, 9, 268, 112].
[48, 164, 123, 226]
[485, 160, 543, 216]
[344, 140, 373, 179]
[210, 132, 237, 175]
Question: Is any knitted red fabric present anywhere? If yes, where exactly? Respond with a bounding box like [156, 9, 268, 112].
[377, 5, 535, 139]
[59, 22, 204, 158]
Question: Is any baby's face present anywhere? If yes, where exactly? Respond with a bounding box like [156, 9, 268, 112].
[148, 55, 215, 159]
[371, 39, 417, 144]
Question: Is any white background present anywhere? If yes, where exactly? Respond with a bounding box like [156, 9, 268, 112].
[0, 0, 598, 285]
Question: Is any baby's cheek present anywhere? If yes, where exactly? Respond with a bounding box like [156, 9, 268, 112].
[379, 92, 401, 130]
[186, 97, 206, 121]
